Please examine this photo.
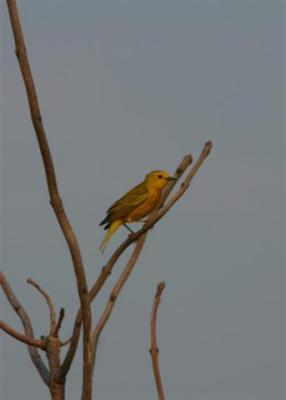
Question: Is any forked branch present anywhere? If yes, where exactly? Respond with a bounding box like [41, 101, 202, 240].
[4, 1, 213, 398]
[0, 272, 49, 385]
[88, 142, 211, 371]
[60, 153, 194, 379]
[60, 143, 212, 379]
[6, 1, 92, 397]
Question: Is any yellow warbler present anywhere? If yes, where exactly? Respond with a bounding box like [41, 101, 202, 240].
[99, 170, 175, 252]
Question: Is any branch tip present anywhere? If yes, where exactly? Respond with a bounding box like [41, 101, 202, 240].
[54, 308, 65, 337]
[156, 282, 166, 296]
[204, 140, 213, 154]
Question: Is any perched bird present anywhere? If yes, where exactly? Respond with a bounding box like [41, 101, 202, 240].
[99, 170, 175, 252]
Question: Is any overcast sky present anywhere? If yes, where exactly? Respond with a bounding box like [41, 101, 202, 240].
[0, 1, 285, 399]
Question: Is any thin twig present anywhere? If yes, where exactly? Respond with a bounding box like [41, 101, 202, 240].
[27, 278, 57, 335]
[150, 282, 166, 400]
[0, 271, 50, 385]
[153, 141, 213, 224]
[60, 153, 193, 379]
[6, 1, 92, 397]
[54, 308, 65, 337]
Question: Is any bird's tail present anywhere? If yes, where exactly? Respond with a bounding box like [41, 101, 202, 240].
[99, 220, 122, 253]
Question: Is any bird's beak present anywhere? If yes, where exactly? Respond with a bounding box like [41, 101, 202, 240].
[166, 176, 176, 181]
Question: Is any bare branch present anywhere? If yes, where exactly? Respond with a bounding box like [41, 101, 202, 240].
[0, 271, 49, 385]
[89, 142, 212, 374]
[6, 1, 92, 397]
[153, 141, 213, 224]
[27, 278, 57, 335]
[60, 144, 211, 378]
[60, 153, 193, 378]
[0, 319, 45, 348]
[91, 235, 147, 371]
[89, 144, 207, 308]
[150, 282, 166, 400]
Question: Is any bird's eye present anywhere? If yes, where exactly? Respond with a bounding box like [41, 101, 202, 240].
[158, 174, 163, 179]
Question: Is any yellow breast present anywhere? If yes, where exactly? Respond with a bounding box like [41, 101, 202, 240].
[127, 189, 161, 222]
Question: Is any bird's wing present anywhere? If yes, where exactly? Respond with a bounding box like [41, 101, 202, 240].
[108, 183, 149, 213]
[100, 183, 149, 225]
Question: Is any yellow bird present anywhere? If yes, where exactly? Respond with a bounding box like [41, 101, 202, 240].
[99, 170, 175, 252]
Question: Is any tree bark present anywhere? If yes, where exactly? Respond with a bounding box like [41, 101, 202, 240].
[46, 337, 65, 400]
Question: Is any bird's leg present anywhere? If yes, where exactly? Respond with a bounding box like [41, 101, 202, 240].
[123, 223, 135, 234]
[124, 223, 137, 239]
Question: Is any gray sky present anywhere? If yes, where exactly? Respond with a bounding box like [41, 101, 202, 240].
[0, 1, 285, 399]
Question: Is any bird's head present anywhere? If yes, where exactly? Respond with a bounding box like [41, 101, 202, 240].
[144, 170, 176, 189]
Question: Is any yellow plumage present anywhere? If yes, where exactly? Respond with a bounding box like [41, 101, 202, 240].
[99, 170, 175, 252]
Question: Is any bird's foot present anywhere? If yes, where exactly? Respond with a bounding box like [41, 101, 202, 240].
[128, 232, 137, 240]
